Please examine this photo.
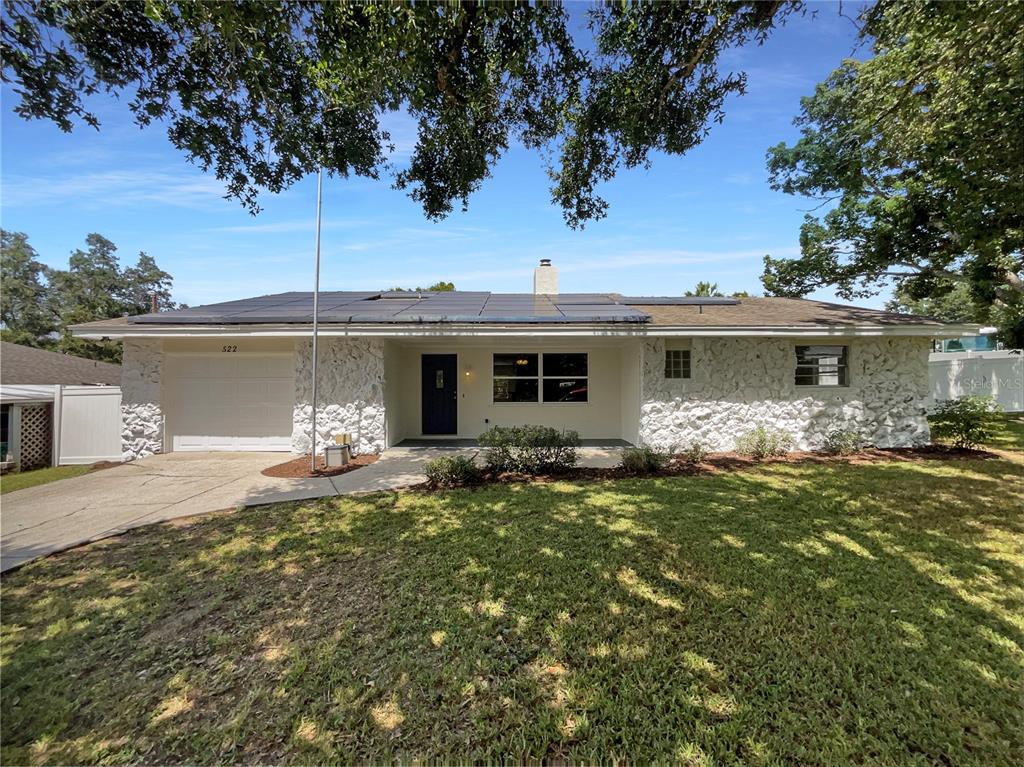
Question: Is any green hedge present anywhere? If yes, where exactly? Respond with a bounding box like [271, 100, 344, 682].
[479, 425, 580, 474]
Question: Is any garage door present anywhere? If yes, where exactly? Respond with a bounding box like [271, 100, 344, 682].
[165, 353, 294, 451]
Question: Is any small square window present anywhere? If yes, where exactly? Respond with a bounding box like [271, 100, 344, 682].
[795, 345, 849, 386]
[665, 349, 691, 379]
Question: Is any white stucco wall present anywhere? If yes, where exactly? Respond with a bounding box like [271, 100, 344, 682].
[292, 338, 387, 455]
[639, 336, 932, 451]
[121, 339, 164, 461]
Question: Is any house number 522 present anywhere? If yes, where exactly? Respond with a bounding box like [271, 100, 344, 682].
[222, 345, 238, 353]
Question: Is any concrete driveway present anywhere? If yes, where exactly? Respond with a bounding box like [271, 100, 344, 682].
[1, 444, 625, 572]
[0, 450, 438, 572]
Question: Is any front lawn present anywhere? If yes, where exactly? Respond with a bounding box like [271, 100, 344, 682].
[2, 457, 1022, 764]
[0, 465, 93, 495]
[987, 412, 1024, 453]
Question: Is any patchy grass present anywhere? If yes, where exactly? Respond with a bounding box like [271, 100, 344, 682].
[986, 412, 1024, 453]
[0, 465, 92, 495]
[2, 458, 1022, 764]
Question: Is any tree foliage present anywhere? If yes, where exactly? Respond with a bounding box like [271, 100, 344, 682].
[762, 1, 1023, 330]
[1, 0, 799, 226]
[885, 282, 978, 324]
[389, 281, 456, 293]
[0, 230, 180, 362]
[0, 230, 55, 347]
[685, 281, 724, 297]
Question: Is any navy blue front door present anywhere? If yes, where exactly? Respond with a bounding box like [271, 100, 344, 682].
[421, 354, 457, 434]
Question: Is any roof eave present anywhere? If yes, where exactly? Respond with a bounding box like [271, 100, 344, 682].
[70, 321, 983, 339]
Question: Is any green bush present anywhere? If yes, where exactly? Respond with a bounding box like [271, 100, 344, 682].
[619, 446, 670, 474]
[479, 425, 580, 474]
[424, 455, 482, 487]
[682, 440, 708, 463]
[735, 425, 793, 459]
[930, 395, 1001, 449]
[822, 429, 864, 455]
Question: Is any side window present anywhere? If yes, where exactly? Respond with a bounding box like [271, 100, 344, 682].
[795, 345, 849, 386]
[665, 349, 691, 379]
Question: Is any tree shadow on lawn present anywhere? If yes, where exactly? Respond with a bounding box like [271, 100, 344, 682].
[2, 459, 1022, 764]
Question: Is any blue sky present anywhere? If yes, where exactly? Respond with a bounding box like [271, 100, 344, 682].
[0, 4, 875, 308]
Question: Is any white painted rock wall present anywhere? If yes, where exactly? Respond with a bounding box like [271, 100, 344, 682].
[639, 336, 931, 452]
[292, 338, 387, 455]
[121, 339, 164, 461]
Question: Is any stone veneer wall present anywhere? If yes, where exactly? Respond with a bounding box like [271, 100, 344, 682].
[121, 339, 164, 461]
[639, 336, 931, 451]
[292, 338, 387, 455]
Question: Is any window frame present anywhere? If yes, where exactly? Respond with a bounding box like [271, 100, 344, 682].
[491, 351, 590, 404]
[664, 348, 691, 380]
[540, 352, 589, 403]
[492, 353, 540, 403]
[794, 344, 850, 387]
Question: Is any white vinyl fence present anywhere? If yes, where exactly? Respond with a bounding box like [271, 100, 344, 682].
[2, 384, 122, 467]
[55, 385, 122, 464]
[929, 350, 1024, 413]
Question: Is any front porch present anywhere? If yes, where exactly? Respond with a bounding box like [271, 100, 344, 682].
[382, 338, 644, 448]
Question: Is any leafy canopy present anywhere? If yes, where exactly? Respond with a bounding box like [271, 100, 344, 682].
[389, 281, 456, 293]
[762, 0, 1023, 333]
[0, 230, 181, 362]
[1, 0, 798, 226]
[0, 230, 54, 347]
[685, 281, 724, 297]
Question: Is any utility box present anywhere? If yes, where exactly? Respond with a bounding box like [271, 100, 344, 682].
[324, 443, 351, 468]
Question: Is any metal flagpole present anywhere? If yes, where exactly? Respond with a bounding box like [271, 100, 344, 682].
[310, 168, 324, 474]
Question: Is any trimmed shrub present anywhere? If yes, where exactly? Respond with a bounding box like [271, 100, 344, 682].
[424, 455, 482, 488]
[479, 425, 580, 474]
[930, 395, 1001, 449]
[735, 425, 793, 459]
[682, 440, 708, 463]
[620, 446, 670, 474]
[822, 429, 864, 455]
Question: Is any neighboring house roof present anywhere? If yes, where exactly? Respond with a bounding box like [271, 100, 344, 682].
[0, 342, 122, 385]
[68, 292, 975, 338]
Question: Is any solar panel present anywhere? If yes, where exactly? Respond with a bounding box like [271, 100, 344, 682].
[553, 294, 615, 305]
[128, 291, 655, 324]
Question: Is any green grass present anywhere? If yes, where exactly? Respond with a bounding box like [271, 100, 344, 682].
[2, 457, 1022, 764]
[987, 412, 1024, 453]
[0, 465, 93, 495]
[926, 411, 1024, 454]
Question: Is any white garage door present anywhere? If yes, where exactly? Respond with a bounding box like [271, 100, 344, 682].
[165, 353, 294, 451]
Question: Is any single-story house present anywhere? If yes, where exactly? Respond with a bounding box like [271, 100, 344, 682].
[70, 261, 977, 462]
[1, 341, 123, 469]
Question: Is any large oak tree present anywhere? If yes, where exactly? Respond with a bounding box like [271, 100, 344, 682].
[2, 0, 798, 226]
[762, 0, 1023, 345]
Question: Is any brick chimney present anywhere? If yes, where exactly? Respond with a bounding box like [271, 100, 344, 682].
[533, 258, 558, 295]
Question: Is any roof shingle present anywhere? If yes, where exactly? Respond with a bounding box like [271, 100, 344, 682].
[1, 342, 122, 385]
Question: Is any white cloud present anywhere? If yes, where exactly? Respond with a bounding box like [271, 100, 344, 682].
[1, 168, 232, 210]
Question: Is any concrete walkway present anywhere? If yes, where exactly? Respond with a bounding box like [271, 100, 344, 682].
[0, 445, 624, 572]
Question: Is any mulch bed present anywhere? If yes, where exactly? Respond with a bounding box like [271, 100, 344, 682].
[261, 453, 378, 479]
[416, 445, 1001, 491]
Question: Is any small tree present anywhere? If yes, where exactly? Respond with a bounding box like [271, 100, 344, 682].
[930, 396, 1001, 450]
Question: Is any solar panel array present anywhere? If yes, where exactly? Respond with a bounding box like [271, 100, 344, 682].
[128, 291, 739, 325]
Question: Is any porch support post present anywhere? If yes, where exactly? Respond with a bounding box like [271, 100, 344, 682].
[10, 404, 22, 471]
